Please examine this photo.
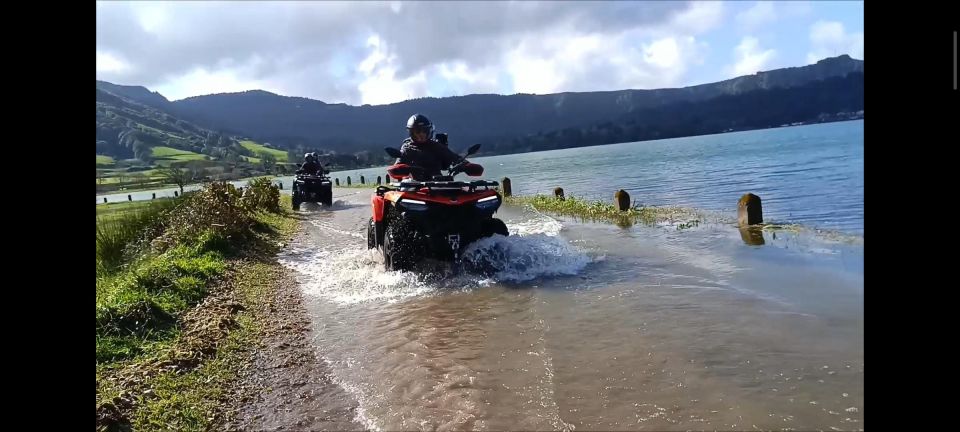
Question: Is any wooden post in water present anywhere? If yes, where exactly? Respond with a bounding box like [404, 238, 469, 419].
[128, 194, 132, 201]
[360, 175, 365, 185]
[614, 189, 630, 211]
[335, 178, 340, 186]
[376, 176, 382, 185]
[152, 193, 156, 200]
[103, 198, 107, 203]
[174, 191, 179, 197]
[347, 176, 352, 186]
[553, 187, 565, 201]
[738, 193, 763, 226]
[501, 177, 512, 197]
[279, 182, 283, 190]
[739, 227, 765, 246]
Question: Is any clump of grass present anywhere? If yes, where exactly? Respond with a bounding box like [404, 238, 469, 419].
[240, 177, 282, 213]
[504, 194, 703, 228]
[153, 182, 252, 250]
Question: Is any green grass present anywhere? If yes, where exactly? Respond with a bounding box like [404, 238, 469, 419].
[97, 198, 176, 220]
[95, 190, 300, 431]
[128, 312, 254, 431]
[98, 169, 165, 185]
[96, 182, 289, 363]
[96, 258, 290, 432]
[239, 140, 287, 161]
[151, 146, 206, 165]
[97, 155, 116, 166]
[241, 155, 261, 164]
[137, 124, 184, 140]
[96, 198, 182, 273]
[96, 245, 226, 362]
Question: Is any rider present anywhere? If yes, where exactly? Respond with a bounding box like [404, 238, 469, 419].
[396, 114, 463, 180]
[296, 152, 323, 175]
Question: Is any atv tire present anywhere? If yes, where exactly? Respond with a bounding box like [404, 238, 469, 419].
[367, 217, 378, 249]
[320, 186, 333, 206]
[382, 218, 424, 271]
[481, 218, 509, 237]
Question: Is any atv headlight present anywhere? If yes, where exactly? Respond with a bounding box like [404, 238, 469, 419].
[399, 198, 428, 211]
[475, 195, 500, 209]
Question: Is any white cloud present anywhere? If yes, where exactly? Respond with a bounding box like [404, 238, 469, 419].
[781, 1, 813, 17]
[505, 55, 565, 95]
[810, 21, 845, 45]
[153, 68, 274, 101]
[736, 2, 776, 30]
[667, 1, 725, 35]
[498, 29, 705, 95]
[437, 61, 500, 94]
[729, 36, 777, 77]
[806, 20, 864, 63]
[356, 34, 427, 105]
[734, 1, 811, 31]
[643, 37, 681, 69]
[97, 51, 130, 73]
[94, 2, 722, 104]
[135, 3, 169, 34]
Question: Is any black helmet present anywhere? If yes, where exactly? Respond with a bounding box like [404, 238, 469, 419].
[304, 153, 315, 163]
[406, 113, 434, 140]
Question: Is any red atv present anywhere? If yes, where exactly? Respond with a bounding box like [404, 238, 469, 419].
[367, 144, 508, 271]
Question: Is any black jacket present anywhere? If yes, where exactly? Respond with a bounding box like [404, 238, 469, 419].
[297, 160, 323, 175]
[396, 138, 462, 180]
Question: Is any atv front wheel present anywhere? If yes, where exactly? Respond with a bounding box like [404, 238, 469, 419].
[367, 217, 377, 249]
[481, 218, 509, 237]
[321, 186, 333, 206]
[382, 218, 424, 271]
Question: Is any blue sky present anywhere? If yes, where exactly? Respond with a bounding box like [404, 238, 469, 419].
[96, 1, 863, 105]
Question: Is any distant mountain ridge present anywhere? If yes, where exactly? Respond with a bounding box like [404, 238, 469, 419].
[97, 55, 864, 156]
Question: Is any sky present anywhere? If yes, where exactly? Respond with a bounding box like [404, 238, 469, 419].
[96, 1, 864, 106]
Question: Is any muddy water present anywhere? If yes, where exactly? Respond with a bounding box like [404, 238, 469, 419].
[279, 189, 863, 431]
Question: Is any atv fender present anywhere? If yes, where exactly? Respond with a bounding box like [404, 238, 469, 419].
[371, 194, 386, 222]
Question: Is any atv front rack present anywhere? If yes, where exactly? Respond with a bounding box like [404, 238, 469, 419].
[376, 179, 499, 195]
